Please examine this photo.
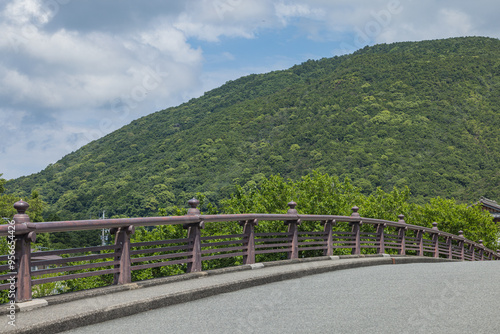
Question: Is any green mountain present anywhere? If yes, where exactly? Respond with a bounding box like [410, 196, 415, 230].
[6, 36, 500, 220]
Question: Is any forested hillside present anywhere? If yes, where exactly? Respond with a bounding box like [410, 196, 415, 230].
[5, 37, 500, 220]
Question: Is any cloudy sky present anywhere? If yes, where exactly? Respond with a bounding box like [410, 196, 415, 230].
[0, 0, 499, 180]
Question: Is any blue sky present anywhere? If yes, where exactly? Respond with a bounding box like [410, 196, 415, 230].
[1, 0, 499, 180]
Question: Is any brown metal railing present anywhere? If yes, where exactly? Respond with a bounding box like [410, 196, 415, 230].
[1, 199, 499, 302]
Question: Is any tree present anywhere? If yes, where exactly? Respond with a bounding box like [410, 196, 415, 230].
[0, 174, 5, 194]
[0, 189, 47, 223]
[1, 179, 49, 254]
[0, 172, 18, 220]
[217, 171, 499, 249]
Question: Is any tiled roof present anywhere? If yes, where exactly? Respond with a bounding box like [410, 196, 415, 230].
[478, 197, 500, 211]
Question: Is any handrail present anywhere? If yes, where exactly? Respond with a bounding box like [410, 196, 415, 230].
[1, 199, 499, 303]
[0, 214, 472, 238]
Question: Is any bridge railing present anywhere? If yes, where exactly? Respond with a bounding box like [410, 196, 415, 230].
[0, 199, 498, 302]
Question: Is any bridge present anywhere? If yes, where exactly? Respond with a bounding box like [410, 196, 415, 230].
[2, 257, 499, 333]
[1, 199, 499, 333]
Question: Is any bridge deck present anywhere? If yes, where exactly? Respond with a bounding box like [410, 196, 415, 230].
[2, 256, 497, 334]
[66, 260, 500, 334]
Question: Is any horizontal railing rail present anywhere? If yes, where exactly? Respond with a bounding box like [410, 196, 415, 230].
[1, 199, 499, 302]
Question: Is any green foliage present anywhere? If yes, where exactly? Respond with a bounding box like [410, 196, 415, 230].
[357, 186, 413, 221]
[130, 225, 186, 280]
[0, 192, 17, 221]
[63, 274, 114, 293]
[0, 184, 47, 223]
[47, 230, 102, 250]
[407, 198, 498, 247]
[0, 174, 17, 220]
[31, 274, 64, 298]
[221, 171, 360, 216]
[41, 250, 116, 295]
[0, 174, 5, 194]
[217, 171, 499, 249]
[0, 181, 49, 260]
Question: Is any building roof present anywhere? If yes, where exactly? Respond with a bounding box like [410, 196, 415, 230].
[478, 197, 500, 213]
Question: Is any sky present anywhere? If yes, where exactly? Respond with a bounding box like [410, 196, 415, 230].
[0, 0, 499, 180]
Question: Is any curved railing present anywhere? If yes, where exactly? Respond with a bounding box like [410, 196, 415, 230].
[1, 199, 499, 302]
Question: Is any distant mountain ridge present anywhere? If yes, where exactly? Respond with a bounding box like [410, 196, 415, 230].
[6, 36, 500, 220]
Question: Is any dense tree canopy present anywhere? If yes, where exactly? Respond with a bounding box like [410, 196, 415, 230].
[216, 171, 498, 249]
[5, 37, 500, 222]
[0, 174, 46, 222]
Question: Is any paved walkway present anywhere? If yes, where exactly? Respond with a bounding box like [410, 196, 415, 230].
[2, 256, 498, 333]
[64, 260, 500, 334]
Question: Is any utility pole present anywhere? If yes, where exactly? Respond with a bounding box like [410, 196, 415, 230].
[101, 210, 108, 246]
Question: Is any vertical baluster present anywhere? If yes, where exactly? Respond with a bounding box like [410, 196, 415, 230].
[431, 222, 439, 258]
[415, 229, 424, 256]
[112, 225, 134, 285]
[240, 219, 258, 264]
[469, 243, 475, 261]
[478, 240, 484, 261]
[397, 215, 406, 255]
[458, 231, 465, 261]
[13, 200, 36, 302]
[322, 220, 334, 256]
[285, 201, 300, 259]
[184, 198, 203, 272]
[350, 206, 361, 255]
[446, 237, 453, 259]
[376, 223, 386, 255]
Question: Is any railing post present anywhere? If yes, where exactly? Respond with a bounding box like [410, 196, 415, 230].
[13, 200, 36, 302]
[184, 198, 203, 272]
[469, 243, 475, 261]
[458, 231, 465, 260]
[415, 229, 424, 256]
[431, 222, 439, 258]
[446, 237, 453, 259]
[350, 206, 361, 255]
[285, 201, 300, 260]
[396, 215, 406, 255]
[322, 220, 334, 256]
[376, 223, 386, 255]
[478, 240, 484, 261]
[240, 219, 258, 264]
[112, 225, 134, 285]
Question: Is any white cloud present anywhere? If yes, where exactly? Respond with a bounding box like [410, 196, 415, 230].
[2, 0, 55, 26]
[138, 24, 203, 64]
[173, 0, 278, 41]
[0, 113, 81, 180]
[1, 28, 204, 120]
[0, 1, 208, 179]
[274, 1, 325, 25]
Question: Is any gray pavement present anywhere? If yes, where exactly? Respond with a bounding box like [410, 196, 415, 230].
[2, 255, 498, 333]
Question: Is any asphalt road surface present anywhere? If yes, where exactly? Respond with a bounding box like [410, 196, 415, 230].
[62, 261, 500, 334]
